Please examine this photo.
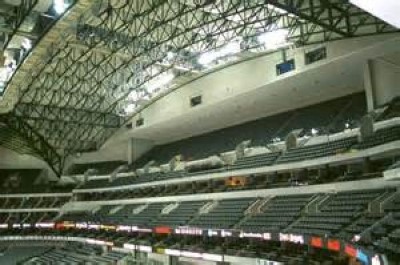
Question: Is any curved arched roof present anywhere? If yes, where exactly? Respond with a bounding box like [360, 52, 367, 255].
[0, 0, 398, 176]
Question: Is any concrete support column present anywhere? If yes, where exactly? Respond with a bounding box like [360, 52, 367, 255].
[127, 138, 134, 165]
[364, 60, 375, 112]
[127, 138, 155, 165]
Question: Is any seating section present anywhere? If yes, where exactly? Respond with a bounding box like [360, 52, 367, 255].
[229, 152, 281, 170]
[0, 247, 51, 265]
[239, 194, 315, 232]
[23, 242, 127, 264]
[60, 189, 397, 239]
[188, 198, 256, 229]
[375, 211, 400, 256]
[0, 196, 70, 209]
[0, 212, 58, 223]
[132, 93, 366, 168]
[289, 189, 384, 236]
[80, 171, 187, 190]
[75, 122, 400, 192]
[354, 125, 400, 150]
[88, 203, 168, 226]
[0, 188, 396, 261]
[0, 195, 66, 224]
[370, 193, 400, 255]
[276, 136, 357, 164]
[338, 213, 385, 240]
[152, 201, 207, 227]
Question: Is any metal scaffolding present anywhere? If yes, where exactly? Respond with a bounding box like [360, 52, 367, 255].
[0, 0, 398, 176]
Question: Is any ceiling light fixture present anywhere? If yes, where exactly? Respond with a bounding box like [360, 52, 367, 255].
[257, 29, 290, 50]
[54, 0, 68, 14]
[198, 40, 241, 66]
[146, 72, 175, 94]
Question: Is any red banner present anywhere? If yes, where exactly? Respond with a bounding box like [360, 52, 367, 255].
[311, 237, 323, 248]
[327, 239, 341, 252]
[154, 226, 172, 234]
[345, 244, 357, 257]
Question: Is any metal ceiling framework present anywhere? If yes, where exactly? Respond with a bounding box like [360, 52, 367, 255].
[0, 0, 398, 176]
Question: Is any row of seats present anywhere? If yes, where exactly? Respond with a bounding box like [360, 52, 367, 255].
[289, 189, 385, 236]
[0, 196, 70, 209]
[372, 193, 400, 256]
[130, 93, 366, 167]
[62, 188, 394, 241]
[228, 152, 281, 170]
[23, 242, 127, 264]
[276, 136, 358, 164]
[79, 123, 400, 190]
[189, 198, 255, 229]
[353, 125, 400, 149]
[238, 194, 315, 232]
[0, 228, 348, 265]
[80, 170, 378, 201]
[0, 212, 58, 224]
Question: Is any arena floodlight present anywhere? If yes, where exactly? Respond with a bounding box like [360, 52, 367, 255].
[198, 50, 219, 66]
[220, 41, 241, 56]
[124, 103, 136, 114]
[350, 0, 400, 28]
[257, 29, 290, 50]
[22, 38, 32, 51]
[54, 0, 67, 14]
[198, 40, 241, 66]
[146, 72, 175, 93]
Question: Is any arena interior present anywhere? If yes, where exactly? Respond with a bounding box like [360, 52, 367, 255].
[1, 0, 400, 264]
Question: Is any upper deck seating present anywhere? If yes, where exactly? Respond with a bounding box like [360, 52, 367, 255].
[92, 203, 168, 226]
[353, 124, 400, 150]
[238, 194, 315, 232]
[151, 201, 208, 227]
[189, 198, 256, 229]
[23, 242, 128, 265]
[289, 189, 384, 236]
[0, 196, 70, 209]
[229, 152, 281, 170]
[132, 93, 366, 169]
[276, 136, 357, 164]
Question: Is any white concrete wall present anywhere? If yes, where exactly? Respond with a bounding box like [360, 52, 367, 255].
[133, 35, 397, 126]
[178, 257, 217, 265]
[64, 137, 130, 169]
[107, 34, 400, 146]
[0, 146, 47, 169]
[72, 34, 400, 164]
[364, 57, 400, 110]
